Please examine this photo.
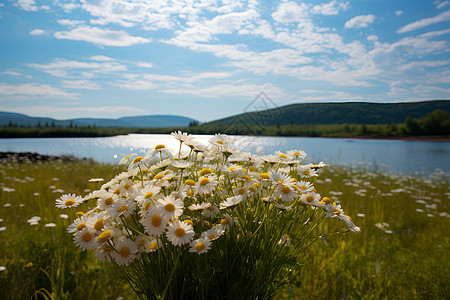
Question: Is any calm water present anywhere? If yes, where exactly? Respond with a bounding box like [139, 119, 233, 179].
[1, 134, 449, 176]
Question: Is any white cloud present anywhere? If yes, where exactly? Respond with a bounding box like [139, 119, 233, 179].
[29, 29, 45, 35]
[434, 0, 449, 9]
[2, 70, 31, 78]
[54, 25, 151, 47]
[272, 1, 309, 24]
[136, 62, 154, 68]
[3, 105, 146, 116]
[90, 55, 115, 61]
[0, 83, 78, 98]
[395, 10, 403, 16]
[16, 0, 37, 12]
[60, 80, 102, 90]
[397, 10, 450, 33]
[311, 1, 349, 15]
[27, 58, 127, 77]
[57, 19, 85, 27]
[344, 14, 376, 29]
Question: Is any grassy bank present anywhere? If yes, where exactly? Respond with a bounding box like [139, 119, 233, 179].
[0, 155, 448, 299]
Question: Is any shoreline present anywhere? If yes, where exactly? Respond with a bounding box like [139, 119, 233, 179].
[327, 135, 450, 142]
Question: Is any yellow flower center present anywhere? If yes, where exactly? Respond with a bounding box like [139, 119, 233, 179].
[199, 178, 210, 186]
[238, 188, 246, 195]
[97, 230, 112, 243]
[119, 246, 130, 257]
[149, 242, 158, 250]
[143, 202, 151, 210]
[305, 195, 315, 203]
[175, 227, 186, 237]
[259, 173, 270, 179]
[105, 197, 114, 206]
[322, 197, 332, 204]
[132, 156, 144, 164]
[281, 185, 291, 194]
[185, 179, 196, 186]
[117, 206, 128, 213]
[216, 140, 223, 144]
[114, 188, 120, 195]
[82, 232, 92, 242]
[76, 222, 86, 231]
[206, 205, 214, 211]
[195, 242, 206, 251]
[155, 144, 165, 150]
[278, 153, 288, 159]
[228, 166, 237, 171]
[293, 152, 301, 156]
[144, 192, 153, 199]
[300, 186, 307, 190]
[123, 183, 130, 190]
[154, 174, 164, 180]
[254, 182, 260, 188]
[184, 220, 193, 226]
[76, 211, 84, 217]
[65, 199, 75, 206]
[243, 175, 252, 181]
[332, 209, 341, 215]
[151, 215, 162, 227]
[303, 170, 310, 176]
[165, 203, 175, 212]
[208, 234, 217, 240]
[249, 166, 256, 172]
[249, 187, 255, 192]
[220, 218, 229, 225]
[94, 219, 104, 231]
[199, 168, 212, 176]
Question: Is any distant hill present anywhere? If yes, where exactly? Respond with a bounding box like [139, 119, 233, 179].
[0, 112, 198, 128]
[207, 100, 450, 126]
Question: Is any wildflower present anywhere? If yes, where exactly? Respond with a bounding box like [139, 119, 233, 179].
[189, 237, 212, 254]
[201, 225, 225, 241]
[74, 227, 98, 251]
[338, 215, 361, 232]
[209, 133, 233, 147]
[119, 153, 137, 165]
[171, 131, 192, 144]
[297, 180, 314, 193]
[201, 203, 219, 218]
[273, 184, 298, 202]
[107, 198, 136, 219]
[55, 194, 83, 209]
[287, 149, 306, 160]
[194, 176, 218, 195]
[157, 195, 184, 220]
[113, 238, 138, 266]
[220, 195, 243, 209]
[95, 243, 114, 263]
[140, 207, 169, 237]
[298, 165, 318, 178]
[166, 220, 195, 246]
[300, 192, 321, 206]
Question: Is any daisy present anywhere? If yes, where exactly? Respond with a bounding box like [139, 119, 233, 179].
[118, 178, 135, 197]
[145, 144, 173, 161]
[107, 198, 136, 219]
[157, 195, 184, 220]
[166, 220, 195, 246]
[74, 227, 98, 251]
[171, 160, 193, 170]
[94, 243, 114, 263]
[209, 133, 233, 147]
[338, 214, 361, 232]
[189, 237, 212, 254]
[127, 155, 147, 171]
[140, 207, 168, 237]
[300, 192, 321, 206]
[324, 203, 344, 218]
[287, 149, 307, 160]
[220, 195, 243, 209]
[97, 191, 119, 210]
[194, 176, 218, 195]
[113, 237, 138, 266]
[67, 214, 91, 234]
[218, 213, 235, 231]
[298, 165, 318, 178]
[119, 153, 137, 165]
[297, 180, 314, 193]
[171, 131, 192, 144]
[55, 194, 83, 209]
[268, 170, 295, 186]
[201, 203, 219, 218]
[201, 225, 225, 241]
[135, 185, 161, 206]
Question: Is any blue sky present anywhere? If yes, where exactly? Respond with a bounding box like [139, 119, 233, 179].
[0, 0, 449, 122]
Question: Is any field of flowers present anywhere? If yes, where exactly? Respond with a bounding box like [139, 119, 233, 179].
[0, 135, 448, 299]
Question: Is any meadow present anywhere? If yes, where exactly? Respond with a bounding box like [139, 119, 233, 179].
[0, 154, 448, 299]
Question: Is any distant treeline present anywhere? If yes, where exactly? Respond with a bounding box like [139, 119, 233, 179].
[1, 109, 449, 138]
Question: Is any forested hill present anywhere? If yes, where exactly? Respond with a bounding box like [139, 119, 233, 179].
[207, 100, 450, 126]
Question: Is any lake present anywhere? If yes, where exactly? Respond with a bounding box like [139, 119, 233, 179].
[0, 134, 449, 176]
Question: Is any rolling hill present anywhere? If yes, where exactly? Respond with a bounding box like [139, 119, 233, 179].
[206, 100, 450, 126]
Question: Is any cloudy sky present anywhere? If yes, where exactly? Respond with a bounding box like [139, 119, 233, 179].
[0, 0, 449, 122]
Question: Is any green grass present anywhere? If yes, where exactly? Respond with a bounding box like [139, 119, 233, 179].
[0, 158, 448, 299]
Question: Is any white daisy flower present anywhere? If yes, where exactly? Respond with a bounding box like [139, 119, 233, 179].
[189, 236, 212, 254]
[194, 176, 218, 195]
[119, 153, 137, 165]
[157, 195, 184, 220]
[135, 185, 161, 206]
[74, 227, 98, 251]
[140, 207, 168, 237]
[220, 195, 243, 209]
[209, 133, 233, 147]
[201, 225, 225, 241]
[338, 214, 361, 232]
[107, 198, 136, 219]
[113, 237, 138, 266]
[145, 144, 173, 161]
[67, 214, 91, 234]
[166, 220, 195, 246]
[300, 192, 321, 206]
[297, 180, 314, 193]
[218, 213, 235, 231]
[273, 184, 298, 202]
[171, 131, 192, 144]
[97, 191, 119, 210]
[324, 203, 344, 218]
[287, 149, 307, 160]
[298, 165, 318, 178]
[201, 203, 219, 218]
[94, 243, 114, 263]
[55, 194, 83, 209]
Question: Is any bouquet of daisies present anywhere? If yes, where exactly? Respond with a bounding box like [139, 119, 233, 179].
[56, 132, 359, 299]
